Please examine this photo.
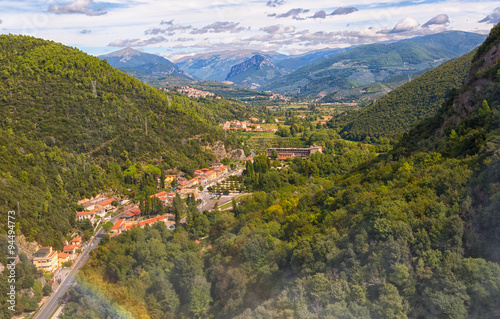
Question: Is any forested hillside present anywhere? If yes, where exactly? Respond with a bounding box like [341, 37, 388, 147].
[0, 35, 244, 247]
[60, 25, 500, 319]
[338, 50, 475, 140]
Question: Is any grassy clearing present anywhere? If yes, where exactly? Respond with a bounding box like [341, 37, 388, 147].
[219, 194, 252, 210]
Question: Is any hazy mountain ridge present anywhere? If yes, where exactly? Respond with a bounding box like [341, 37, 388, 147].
[174, 48, 352, 82]
[175, 49, 286, 81]
[262, 31, 486, 97]
[100, 47, 191, 78]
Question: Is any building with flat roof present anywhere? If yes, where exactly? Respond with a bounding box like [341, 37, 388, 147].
[267, 144, 323, 160]
[33, 247, 59, 273]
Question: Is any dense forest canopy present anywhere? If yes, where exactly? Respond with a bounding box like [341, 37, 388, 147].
[338, 51, 475, 140]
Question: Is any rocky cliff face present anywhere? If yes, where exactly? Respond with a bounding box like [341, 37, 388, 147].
[226, 55, 274, 78]
[225, 55, 282, 88]
[442, 25, 500, 130]
[393, 23, 500, 158]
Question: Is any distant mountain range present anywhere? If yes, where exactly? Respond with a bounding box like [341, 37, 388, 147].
[101, 31, 486, 99]
[100, 47, 191, 78]
[261, 31, 486, 97]
[174, 48, 350, 82]
[174, 50, 285, 81]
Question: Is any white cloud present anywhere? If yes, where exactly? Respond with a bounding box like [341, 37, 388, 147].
[422, 14, 450, 28]
[273, 8, 309, 19]
[261, 24, 295, 34]
[310, 10, 327, 19]
[330, 7, 358, 16]
[388, 17, 420, 33]
[190, 21, 245, 34]
[108, 36, 168, 47]
[479, 7, 500, 24]
[48, 0, 107, 16]
[245, 33, 287, 42]
[1, 0, 497, 58]
[267, 0, 285, 7]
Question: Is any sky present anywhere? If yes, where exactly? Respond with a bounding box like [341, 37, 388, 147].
[1, 0, 499, 60]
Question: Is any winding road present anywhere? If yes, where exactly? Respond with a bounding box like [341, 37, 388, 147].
[33, 213, 123, 319]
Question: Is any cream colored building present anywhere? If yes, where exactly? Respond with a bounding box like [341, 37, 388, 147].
[33, 247, 59, 273]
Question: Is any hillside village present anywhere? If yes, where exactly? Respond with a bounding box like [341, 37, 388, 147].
[221, 119, 278, 133]
[27, 162, 232, 278]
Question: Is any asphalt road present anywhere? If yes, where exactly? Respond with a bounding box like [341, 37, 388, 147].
[33, 214, 122, 319]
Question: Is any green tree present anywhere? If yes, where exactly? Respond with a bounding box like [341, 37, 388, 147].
[188, 276, 212, 319]
[172, 194, 184, 227]
[270, 149, 278, 160]
[43, 282, 53, 296]
[371, 283, 407, 319]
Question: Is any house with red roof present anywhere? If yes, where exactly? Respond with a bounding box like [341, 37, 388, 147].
[76, 211, 95, 223]
[93, 198, 115, 215]
[213, 165, 229, 177]
[111, 218, 126, 234]
[62, 245, 78, 259]
[58, 252, 71, 266]
[150, 191, 173, 205]
[69, 237, 82, 248]
[123, 207, 141, 219]
[185, 176, 199, 187]
[138, 216, 168, 228]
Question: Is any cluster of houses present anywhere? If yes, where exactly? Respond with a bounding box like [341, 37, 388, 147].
[220, 120, 277, 133]
[151, 163, 229, 206]
[32, 236, 84, 273]
[76, 197, 117, 224]
[176, 86, 222, 99]
[109, 163, 230, 235]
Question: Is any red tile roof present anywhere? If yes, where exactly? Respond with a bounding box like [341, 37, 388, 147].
[112, 218, 125, 231]
[139, 216, 166, 228]
[77, 211, 94, 216]
[58, 252, 70, 259]
[125, 208, 141, 217]
[150, 191, 168, 198]
[98, 198, 114, 206]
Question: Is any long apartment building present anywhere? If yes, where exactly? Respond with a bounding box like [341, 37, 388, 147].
[267, 144, 323, 160]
